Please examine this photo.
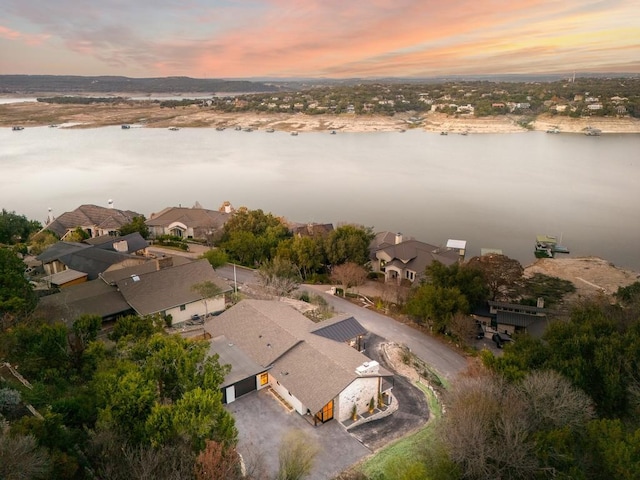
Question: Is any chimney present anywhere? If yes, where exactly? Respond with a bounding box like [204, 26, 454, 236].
[155, 256, 174, 271]
[108, 199, 114, 209]
[537, 297, 545, 309]
[395, 232, 403, 245]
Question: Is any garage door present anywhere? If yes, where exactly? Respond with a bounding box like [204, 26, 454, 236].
[234, 376, 257, 398]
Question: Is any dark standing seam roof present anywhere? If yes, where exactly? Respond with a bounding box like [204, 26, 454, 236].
[36, 241, 89, 263]
[59, 248, 133, 280]
[311, 316, 367, 342]
[496, 311, 541, 328]
[91, 232, 149, 253]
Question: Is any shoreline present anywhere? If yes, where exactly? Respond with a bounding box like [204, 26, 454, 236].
[2, 100, 640, 134]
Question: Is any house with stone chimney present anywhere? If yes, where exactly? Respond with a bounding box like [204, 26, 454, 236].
[205, 300, 393, 425]
[370, 231, 461, 284]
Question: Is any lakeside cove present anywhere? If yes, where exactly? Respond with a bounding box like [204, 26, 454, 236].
[2, 100, 640, 134]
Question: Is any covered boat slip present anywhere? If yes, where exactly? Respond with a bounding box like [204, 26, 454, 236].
[535, 234, 570, 258]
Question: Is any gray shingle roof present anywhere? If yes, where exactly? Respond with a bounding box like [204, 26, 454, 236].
[496, 311, 541, 328]
[209, 335, 266, 388]
[376, 239, 459, 273]
[37, 279, 132, 322]
[100, 256, 192, 285]
[205, 300, 391, 414]
[116, 259, 231, 315]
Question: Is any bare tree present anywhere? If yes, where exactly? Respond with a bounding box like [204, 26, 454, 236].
[0, 426, 51, 480]
[330, 262, 368, 295]
[257, 257, 301, 298]
[276, 429, 319, 480]
[467, 254, 523, 301]
[194, 440, 242, 480]
[440, 370, 596, 480]
[448, 312, 478, 346]
[519, 370, 595, 431]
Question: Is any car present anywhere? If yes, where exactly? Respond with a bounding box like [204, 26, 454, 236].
[186, 314, 204, 326]
[492, 332, 513, 348]
[475, 322, 485, 339]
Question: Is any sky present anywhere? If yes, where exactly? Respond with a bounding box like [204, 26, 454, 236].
[1, 0, 639, 79]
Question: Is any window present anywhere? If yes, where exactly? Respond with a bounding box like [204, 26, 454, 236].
[405, 270, 415, 281]
[179, 305, 186, 311]
[259, 373, 268, 386]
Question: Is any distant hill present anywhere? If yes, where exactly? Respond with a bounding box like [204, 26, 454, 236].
[0, 75, 280, 94]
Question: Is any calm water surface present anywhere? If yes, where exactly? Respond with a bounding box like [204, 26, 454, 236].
[1, 125, 639, 271]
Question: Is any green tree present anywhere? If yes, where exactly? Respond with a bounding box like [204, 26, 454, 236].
[118, 215, 150, 239]
[28, 230, 58, 255]
[0, 209, 41, 245]
[200, 248, 228, 269]
[0, 248, 38, 320]
[405, 284, 469, 332]
[425, 261, 489, 309]
[324, 224, 374, 266]
[191, 280, 223, 319]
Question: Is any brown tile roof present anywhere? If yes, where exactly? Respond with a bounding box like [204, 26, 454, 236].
[45, 204, 142, 238]
[205, 300, 391, 414]
[145, 207, 229, 230]
[116, 259, 231, 315]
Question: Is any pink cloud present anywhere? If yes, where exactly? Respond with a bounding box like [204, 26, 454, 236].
[0, 24, 49, 45]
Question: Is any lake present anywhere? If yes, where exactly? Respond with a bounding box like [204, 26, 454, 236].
[1, 125, 639, 271]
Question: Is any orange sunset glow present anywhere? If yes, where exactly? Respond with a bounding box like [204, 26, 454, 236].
[1, 0, 639, 78]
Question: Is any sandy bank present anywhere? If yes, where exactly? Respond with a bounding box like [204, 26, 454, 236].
[2, 101, 639, 134]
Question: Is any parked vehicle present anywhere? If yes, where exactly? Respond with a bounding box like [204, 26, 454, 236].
[492, 332, 513, 348]
[186, 314, 204, 325]
[475, 322, 485, 339]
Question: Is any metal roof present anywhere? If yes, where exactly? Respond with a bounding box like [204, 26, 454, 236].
[311, 316, 367, 342]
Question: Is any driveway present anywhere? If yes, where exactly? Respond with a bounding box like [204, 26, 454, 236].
[226, 389, 370, 480]
[349, 334, 430, 450]
[302, 285, 469, 381]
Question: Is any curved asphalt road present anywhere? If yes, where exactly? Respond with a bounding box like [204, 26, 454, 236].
[350, 334, 430, 450]
[302, 285, 468, 381]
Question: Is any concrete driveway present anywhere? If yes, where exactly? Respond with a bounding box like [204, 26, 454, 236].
[302, 284, 469, 380]
[226, 389, 370, 480]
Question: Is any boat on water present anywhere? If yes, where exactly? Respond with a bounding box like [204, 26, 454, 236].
[215, 127, 226, 131]
[12, 126, 24, 131]
[440, 131, 448, 135]
[168, 126, 179, 131]
[243, 127, 253, 132]
[266, 128, 275, 133]
[291, 131, 299, 136]
[546, 127, 560, 134]
[330, 130, 337, 135]
[534, 234, 570, 258]
[460, 130, 469, 136]
[234, 126, 242, 131]
[121, 124, 131, 129]
[48, 124, 59, 128]
[585, 127, 602, 136]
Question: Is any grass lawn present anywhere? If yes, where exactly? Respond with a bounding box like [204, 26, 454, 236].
[357, 381, 443, 479]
